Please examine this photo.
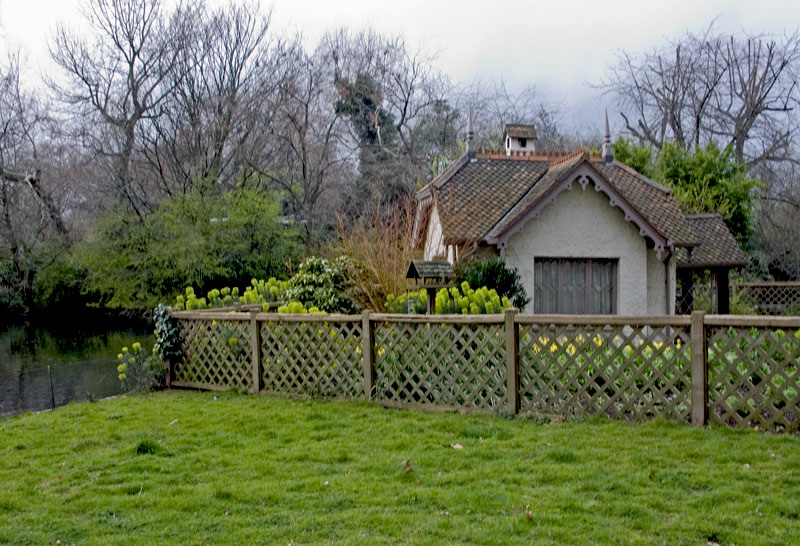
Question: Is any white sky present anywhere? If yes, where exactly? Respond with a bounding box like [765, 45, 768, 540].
[2, 0, 799, 131]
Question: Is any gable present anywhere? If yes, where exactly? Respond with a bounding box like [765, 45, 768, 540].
[488, 159, 674, 256]
[414, 150, 697, 256]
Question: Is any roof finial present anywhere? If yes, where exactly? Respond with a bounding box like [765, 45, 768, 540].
[602, 110, 613, 165]
[467, 108, 476, 161]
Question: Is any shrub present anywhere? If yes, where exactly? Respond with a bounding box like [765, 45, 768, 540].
[457, 257, 529, 309]
[283, 256, 361, 313]
[435, 281, 511, 314]
[385, 290, 428, 314]
[117, 342, 164, 392]
[174, 278, 288, 311]
[384, 282, 511, 314]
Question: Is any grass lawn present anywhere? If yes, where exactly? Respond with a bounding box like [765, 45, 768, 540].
[1, 391, 799, 545]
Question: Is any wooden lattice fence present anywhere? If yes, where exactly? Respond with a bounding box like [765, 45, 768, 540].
[706, 316, 800, 431]
[372, 315, 507, 413]
[259, 314, 364, 399]
[169, 309, 800, 432]
[517, 316, 693, 422]
[734, 282, 800, 315]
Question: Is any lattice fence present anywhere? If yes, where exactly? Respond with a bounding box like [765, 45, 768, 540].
[373, 319, 507, 412]
[172, 317, 252, 391]
[517, 319, 692, 422]
[707, 323, 800, 431]
[260, 318, 364, 398]
[734, 283, 800, 315]
[168, 310, 800, 433]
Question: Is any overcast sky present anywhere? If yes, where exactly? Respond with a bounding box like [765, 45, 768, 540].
[2, 0, 799, 132]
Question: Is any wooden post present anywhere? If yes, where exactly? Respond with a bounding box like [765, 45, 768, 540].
[249, 310, 262, 394]
[362, 310, 375, 399]
[690, 310, 707, 426]
[505, 308, 519, 415]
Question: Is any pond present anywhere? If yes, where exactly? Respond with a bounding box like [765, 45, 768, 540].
[0, 317, 153, 417]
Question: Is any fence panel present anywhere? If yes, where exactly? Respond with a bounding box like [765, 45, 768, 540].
[735, 282, 800, 315]
[373, 317, 507, 412]
[706, 320, 800, 431]
[260, 316, 364, 398]
[172, 316, 252, 391]
[517, 318, 692, 422]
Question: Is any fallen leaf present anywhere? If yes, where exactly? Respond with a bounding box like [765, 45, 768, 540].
[416, 478, 423, 484]
[404, 460, 413, 473]
[452, 443, 463, 450]
[525, 504, 533, 520]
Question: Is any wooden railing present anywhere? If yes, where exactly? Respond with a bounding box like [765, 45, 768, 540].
[169, 309, 800, 432]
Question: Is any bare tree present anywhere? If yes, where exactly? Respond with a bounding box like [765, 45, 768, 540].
[143, 1, 281, 194]
[49, 0, 194, 215]
[252, 41, 350, 254]
[0, 56, 69, 310]
[601, 26, 800, 166]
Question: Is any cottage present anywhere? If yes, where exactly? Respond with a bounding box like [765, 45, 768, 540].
[411, 115, 746, 315]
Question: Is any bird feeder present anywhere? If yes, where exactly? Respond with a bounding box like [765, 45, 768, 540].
[406, 260, 455, 314]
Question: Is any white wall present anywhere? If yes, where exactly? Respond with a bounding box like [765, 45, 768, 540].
[424, 204, 452, 261]
[646, 249, 668, 314]
[504, 185, 652, 314]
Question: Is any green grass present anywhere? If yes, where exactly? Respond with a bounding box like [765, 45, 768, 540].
[1, 392, 799, 545]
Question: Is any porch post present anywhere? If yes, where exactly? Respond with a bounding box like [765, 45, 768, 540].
[716, 268, 730, 315]
[678, 268, 694, 314]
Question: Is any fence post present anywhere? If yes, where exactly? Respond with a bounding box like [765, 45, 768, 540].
[505, 308, 519, 415]
[249, 310, 262, 394]
[362, 310, 375, 399]
[690, 310, 707, 426]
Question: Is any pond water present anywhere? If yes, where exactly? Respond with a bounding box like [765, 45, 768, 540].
[0, 317, 153, 417]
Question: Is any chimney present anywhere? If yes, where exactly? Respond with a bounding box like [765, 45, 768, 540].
[602, 110, 613, 164]
[503, 124, 537, 156]
[466, 109, 476, 161]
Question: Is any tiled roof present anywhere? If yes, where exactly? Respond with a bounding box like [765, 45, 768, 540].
[504, 124, 537, 139]
[406, 260, 454, 279]
[435, 156, 549, 243]
[675, 214, 748, 268]
[417, 151, 750, 262]
[594, 161, 697, 246]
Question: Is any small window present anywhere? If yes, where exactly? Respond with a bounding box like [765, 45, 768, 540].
[533, 258, 617, 314]
[519, 137, 527, 148]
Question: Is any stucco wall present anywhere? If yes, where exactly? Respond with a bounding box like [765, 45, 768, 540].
[504, 185, 652, 314]
[423, 205, 446, 260]
[646, 249, 668, 314]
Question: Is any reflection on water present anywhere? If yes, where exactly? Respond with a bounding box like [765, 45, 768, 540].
[0, 319, 153, 416]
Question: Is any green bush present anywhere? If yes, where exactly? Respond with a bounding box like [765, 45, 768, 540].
[174, 278, 288, 311]
[74, 187, 299, 309]
[283, 256, 361, 313]
[435, 281, 511, 314]
[384, 282, 511, 314]
[116, 342, 164, 392]
[385, 290, 428, 313]
[457, 257, 529, 309]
